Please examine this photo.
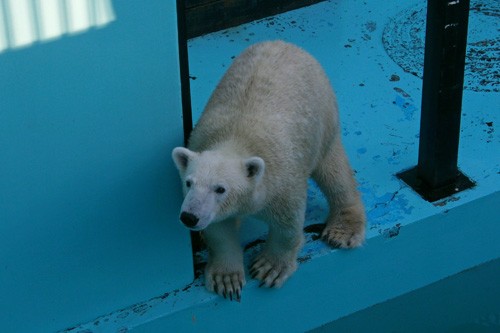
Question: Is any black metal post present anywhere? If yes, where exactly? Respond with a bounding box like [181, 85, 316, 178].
[177, 1, 204, 268]
[398, 0, 475, 202]
[176, 0, 193, 146]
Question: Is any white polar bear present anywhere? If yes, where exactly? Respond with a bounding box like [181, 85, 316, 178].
[172, 41, 365, 301]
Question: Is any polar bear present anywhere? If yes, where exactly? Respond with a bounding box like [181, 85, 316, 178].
[172, 41, 365, 301]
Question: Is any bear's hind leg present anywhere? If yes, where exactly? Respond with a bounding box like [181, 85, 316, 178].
[203, 218, 245, 301]
[312, 139, 366, 248]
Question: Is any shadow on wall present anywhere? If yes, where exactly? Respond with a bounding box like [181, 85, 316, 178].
[0, 0, 115, 53]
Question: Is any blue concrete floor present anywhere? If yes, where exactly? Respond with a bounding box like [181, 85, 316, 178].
[186, 0, 499, 261]
[64, 0, 499, 331]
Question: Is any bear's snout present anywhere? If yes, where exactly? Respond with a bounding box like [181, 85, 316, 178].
[180, 211, 199, 228]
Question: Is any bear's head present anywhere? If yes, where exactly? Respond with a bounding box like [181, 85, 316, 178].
[172, 147, 265, 231]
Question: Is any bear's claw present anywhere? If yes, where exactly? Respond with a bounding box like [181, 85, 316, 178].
[250, 254, 297, 288]
[207, 271, 244, 302]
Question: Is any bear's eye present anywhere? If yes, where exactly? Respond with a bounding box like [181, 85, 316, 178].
[186, 180, 192, 188]
[215, 186, 226, 194]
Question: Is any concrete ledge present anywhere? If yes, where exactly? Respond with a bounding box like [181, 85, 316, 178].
[312, 258, 500, 332]
[125, 191, 499, 332]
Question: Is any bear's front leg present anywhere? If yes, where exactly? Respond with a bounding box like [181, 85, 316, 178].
[250, 197, 306, 288]
[203, 219, 245, 301]
[250, 223, 304, 288]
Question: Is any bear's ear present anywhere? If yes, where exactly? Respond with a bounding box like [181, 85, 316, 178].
[172, 147, 196, 172]
[244, 157, 265, 182]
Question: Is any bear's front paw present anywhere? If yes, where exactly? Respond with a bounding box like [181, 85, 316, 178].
[250, 253, 297, 288]
[205, 264, 245, 302]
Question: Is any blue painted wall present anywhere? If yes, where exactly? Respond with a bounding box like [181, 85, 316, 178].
[0, 1, 192, 332]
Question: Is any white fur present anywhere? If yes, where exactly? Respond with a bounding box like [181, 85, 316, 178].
[172, 41, 366, 300]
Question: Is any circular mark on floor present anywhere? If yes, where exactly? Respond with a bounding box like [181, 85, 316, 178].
[383, 0, 499, 92]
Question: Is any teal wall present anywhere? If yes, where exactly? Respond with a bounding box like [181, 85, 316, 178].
[0, 1, 192, 332]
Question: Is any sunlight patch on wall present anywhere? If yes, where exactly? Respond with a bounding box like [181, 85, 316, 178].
[0, 0, 115, 53]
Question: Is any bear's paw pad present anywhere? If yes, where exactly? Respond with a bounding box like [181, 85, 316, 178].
[250, 254, 297, 288]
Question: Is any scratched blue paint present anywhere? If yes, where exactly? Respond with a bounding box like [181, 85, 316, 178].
[304, 179, 329, 229]
[394, 95, 418, 121]
[365, 191, 414, 226]
[357, 147, 368, 155]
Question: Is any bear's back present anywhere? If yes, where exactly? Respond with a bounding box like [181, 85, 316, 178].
[189, 41, 338, 177]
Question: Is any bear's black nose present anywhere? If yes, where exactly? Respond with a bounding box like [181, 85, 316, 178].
[180, 212, 199, 228]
